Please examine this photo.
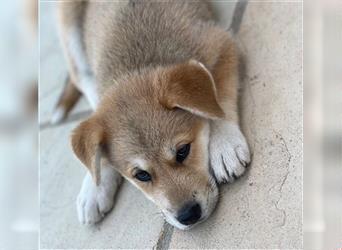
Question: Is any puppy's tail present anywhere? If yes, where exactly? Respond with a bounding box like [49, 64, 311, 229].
[50, 75, 82, 124]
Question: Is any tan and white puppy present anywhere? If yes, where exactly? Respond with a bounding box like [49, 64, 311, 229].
[54, 1, 250, 230]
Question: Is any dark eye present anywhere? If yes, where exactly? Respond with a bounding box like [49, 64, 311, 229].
[176, 143, 191, 163]
[134, 170, 151, 182]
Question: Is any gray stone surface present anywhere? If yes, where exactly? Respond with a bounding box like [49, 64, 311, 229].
[39, 1, 302, 249]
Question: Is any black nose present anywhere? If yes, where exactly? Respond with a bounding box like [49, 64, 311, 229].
[177, 202, 202, 225]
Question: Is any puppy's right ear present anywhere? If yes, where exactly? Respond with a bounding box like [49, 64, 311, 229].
[71, 116, 105, 186]
[160, 60, 225, 120]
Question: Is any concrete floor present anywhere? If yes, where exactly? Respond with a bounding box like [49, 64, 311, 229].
[40, 1, 303, 249]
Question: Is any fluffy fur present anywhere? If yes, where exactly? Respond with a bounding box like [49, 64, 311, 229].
[56, 1, 250, 229]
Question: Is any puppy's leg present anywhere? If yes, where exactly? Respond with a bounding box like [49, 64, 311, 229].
[57, 2, 99, 111]
[77, 163, 122, 224]
[210, 120, 250, 183]
[209, 39, 251, 183]
[51, 75, 82, 124]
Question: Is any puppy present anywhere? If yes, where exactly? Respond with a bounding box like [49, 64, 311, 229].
[54, 1, 250, 230]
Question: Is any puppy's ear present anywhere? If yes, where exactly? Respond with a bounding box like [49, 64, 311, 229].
[160, 60, 225, 119]
[71, 116, 105, 185]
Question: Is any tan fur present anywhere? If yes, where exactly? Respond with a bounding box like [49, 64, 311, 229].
[54, 76, 81, 120]
[57, 1, 86, 85]
[57, 1, 239, 117]
[58, 1, 243, 227]
[71, 115, 105, 185]
[159, 61, 225, 120]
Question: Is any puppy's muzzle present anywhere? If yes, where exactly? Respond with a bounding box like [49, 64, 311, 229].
[177, 202, 202, 225]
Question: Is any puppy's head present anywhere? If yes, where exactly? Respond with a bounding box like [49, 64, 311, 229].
[71, 60, 224, 229]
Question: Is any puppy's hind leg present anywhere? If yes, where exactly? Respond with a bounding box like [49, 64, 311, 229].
[56, 2, 99, 118]
[51, 75, 82, 124]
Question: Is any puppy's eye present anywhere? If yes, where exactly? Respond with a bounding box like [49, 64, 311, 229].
[176, 143, 191, 163]
[134, 170, 151, 182]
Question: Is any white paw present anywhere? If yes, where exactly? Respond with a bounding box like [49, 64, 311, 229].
[50, 106, 66, 125]
[209, 121, 251, 183]
[77, 168, 121, 224]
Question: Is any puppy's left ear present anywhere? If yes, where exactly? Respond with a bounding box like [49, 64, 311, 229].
[71, 116, 106, 186]
[160, 60, 225, 119]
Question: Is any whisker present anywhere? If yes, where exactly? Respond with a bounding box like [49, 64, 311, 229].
[151, 211, 164, 220]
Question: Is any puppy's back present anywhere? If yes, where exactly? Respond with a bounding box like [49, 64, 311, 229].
[83, 1, 216, 89]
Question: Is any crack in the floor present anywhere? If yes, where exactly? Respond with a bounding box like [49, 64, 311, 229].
[275, 170, 290, 227]
[153, 221, 174, 250]
[228, 0, 249, 35]
[272, 130, 292, 228]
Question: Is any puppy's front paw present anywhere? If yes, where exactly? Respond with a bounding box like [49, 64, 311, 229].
[209, 121, 251, 183]
[77, 169, 121, 224]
